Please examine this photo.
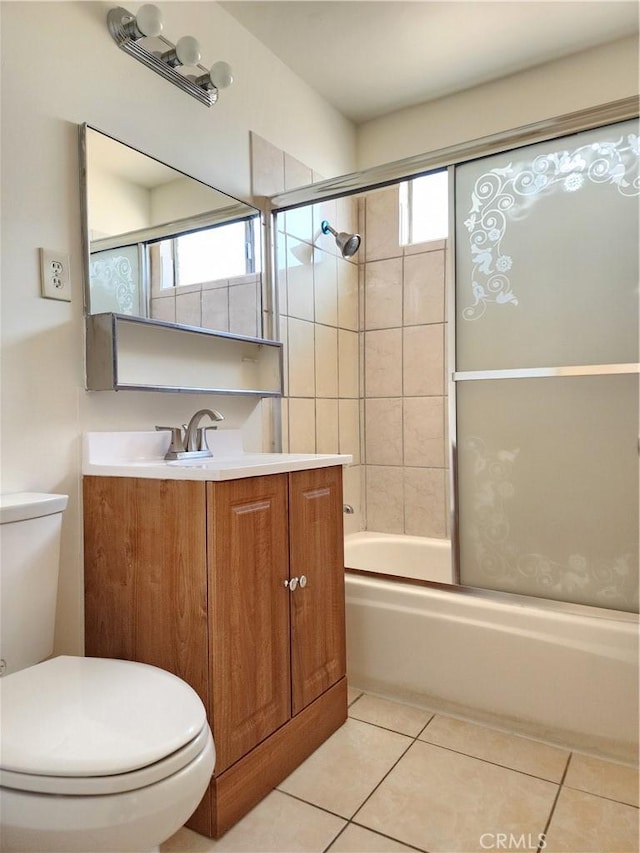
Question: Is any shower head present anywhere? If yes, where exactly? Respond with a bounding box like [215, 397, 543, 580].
[321, 220, 361, 259]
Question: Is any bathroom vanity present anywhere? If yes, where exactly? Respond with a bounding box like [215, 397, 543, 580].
[82, 434, 350, 838]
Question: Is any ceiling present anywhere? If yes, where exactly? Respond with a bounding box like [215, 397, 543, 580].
[220, 1, 639, 123]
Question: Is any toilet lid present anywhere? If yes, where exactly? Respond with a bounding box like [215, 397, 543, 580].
[0, 656, 207, 777]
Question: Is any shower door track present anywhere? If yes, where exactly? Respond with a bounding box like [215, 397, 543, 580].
[268, 97, 638, 212]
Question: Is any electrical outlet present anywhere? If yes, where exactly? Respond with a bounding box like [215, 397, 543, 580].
[40, 248, 71, 301]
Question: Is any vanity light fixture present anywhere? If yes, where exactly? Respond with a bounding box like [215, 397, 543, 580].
[107, 4, 233, 107]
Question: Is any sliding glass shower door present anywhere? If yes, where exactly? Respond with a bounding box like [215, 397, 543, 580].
[453, 119, 639, 612]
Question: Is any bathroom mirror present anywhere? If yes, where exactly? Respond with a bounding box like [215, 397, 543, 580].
[80, 125, 264, 338]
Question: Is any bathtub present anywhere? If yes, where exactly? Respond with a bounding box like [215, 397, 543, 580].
[344, 534, 639, 762]
[344, 531, 451, 583]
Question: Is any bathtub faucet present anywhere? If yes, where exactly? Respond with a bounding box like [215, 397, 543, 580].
[156, 408, 224, 460]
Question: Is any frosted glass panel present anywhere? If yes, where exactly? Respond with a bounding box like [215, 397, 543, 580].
[455, 120, 639, 370]
[456, 374, 639, 611]
[89, 245, 143, 315]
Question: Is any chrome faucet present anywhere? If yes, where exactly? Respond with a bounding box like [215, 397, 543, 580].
[156, 408, 224, 460]
[184, 408, 225, 453]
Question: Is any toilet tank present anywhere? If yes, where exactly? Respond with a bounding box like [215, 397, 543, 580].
[0, 493, 68, 676]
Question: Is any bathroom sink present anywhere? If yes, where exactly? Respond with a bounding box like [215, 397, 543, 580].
[82, 432, 352, 481]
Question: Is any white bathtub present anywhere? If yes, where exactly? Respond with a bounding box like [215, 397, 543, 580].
[344, 535, 639, 762]
[344, 531, 451, 583]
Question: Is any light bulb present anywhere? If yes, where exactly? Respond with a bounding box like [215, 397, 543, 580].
[176, 35, 201, 66]
[135, 4, 162, 37]
[209, 61, 233, 89]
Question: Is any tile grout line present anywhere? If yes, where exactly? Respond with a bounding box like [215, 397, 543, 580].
[320, 821, 350, 853]
[561, 783, 640, 810]
[347, 691, 365, 709]
[536, 751, 573, 853]
[277, 786, 346, 821]
[348, 710, 640, 804]
[348, 714, 433, 739]
[414, 736, 569, 785]
[344, 714, 437, 852]
[284, 712, 438, 853]
[342, 822, 429, 853]
[351, 710, 570, 786]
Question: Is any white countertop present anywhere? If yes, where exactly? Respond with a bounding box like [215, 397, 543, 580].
[83, 431, 352, 481]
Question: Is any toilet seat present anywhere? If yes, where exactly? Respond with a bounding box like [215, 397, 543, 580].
[0, 656, 211, 794]
[0, 733, 216, 853]
[0, 721, 212, 796]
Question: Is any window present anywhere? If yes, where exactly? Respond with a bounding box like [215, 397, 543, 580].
[175, 219, 259, 286]
[154, 217, 260, 290]
[399, 170, 449, 245]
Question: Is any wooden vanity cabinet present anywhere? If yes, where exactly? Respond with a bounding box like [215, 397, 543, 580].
[84, 466, 347, 838]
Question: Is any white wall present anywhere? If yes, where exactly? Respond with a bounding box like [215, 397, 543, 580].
[151, 177, 234, 223]
[89, 164, 151, 236]
[357, 36, 639, 169]
[0, 1, 355, 656]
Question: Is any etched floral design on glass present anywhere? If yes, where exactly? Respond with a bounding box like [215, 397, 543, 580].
[461, 436, 637, 609]
[89, 246, 140, 314]
[462, 131, 640, 320]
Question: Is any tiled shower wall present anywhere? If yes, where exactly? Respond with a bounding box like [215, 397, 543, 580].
[251, 133, 362, 534]
[251, 134, 449, 539]
[361, 186, 449, 538]
[277, 196, 362, 535]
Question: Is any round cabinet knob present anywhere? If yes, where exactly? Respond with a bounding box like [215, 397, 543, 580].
[299, 575, 308, 589]
[284, 577, 299, 591]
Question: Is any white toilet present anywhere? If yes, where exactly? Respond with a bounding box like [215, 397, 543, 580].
[0, 493, 215, 853]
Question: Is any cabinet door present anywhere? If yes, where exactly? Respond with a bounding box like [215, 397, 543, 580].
[208, 475, 291, 772]
[83, 477, 209, 706]
[289, 467, 346, 715]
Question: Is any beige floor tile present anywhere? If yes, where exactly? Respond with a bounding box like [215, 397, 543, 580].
[349, 694, 433, 737]
[419, 715, 569, 782]
[544, 787, 640, 852]
[162, 791, 346, 853]
[564, 752, 639, 807]
[328, 824, 419, 852]
[277, 718, 412, 818]
[347, 685, 363, 706]
[161, 826, 217, 852]
[355, 741, 557, 853]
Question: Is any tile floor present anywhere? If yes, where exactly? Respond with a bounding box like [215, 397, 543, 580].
[162, 688, 640, 853]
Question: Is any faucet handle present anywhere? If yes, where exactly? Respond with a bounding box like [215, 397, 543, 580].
[196, 427, 210, 452]
[155, 425, 185, 455]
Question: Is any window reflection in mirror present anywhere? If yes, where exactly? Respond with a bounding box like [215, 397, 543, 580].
[82, 125, 264, 338]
